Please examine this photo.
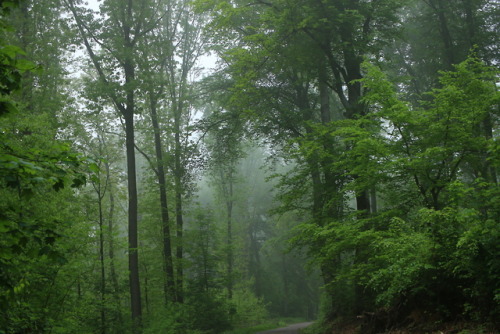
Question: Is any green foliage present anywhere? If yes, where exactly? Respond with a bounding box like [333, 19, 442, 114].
[0, 3, 100, 333]
[143, 306, 182, 334]
[285, 55, 500, 327]
[0, 0, 497, 332]
[0, 0, 29, 114]
[0, 44, 31, 115]
[365, 217, 433, 306]
[143, 290, 232, 334]
[185, 288, 233, 334]
[360, 56, 499, 209]
[230, 284, 269, 328]
[0, 111, 95, 312]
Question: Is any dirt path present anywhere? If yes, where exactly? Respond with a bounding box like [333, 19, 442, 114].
[255, 322, 314, 334]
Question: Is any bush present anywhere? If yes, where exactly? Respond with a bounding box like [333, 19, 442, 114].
[185, 288, 233, 334]
[230, 285, 269, 328]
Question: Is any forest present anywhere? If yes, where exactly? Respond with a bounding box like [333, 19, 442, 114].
[0, 0, 498, 333]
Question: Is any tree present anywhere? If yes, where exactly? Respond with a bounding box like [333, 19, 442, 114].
[135, 0, 206, 304]
[162, 5, 205, 303]
[63, 0, 166, 329]
[135, 12, 176, 305]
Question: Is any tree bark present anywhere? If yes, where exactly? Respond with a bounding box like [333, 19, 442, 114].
[124, 110, 142, 329]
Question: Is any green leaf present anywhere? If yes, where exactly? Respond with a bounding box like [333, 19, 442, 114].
[15, 58, 36, 72]
[0, 45, 25, 59]
[88, 162, 100, 173]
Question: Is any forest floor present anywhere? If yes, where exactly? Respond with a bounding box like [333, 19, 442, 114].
[316, 318, 499, 334]
[255, 322, 315, 333]
[291, 313, 499, 334]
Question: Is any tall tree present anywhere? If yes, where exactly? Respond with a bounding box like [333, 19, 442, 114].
[161, 0, 205, 303]
[63, 0, 166, 329]
[136, 16, 176, 305]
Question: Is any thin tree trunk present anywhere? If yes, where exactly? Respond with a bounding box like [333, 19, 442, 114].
[282, 254, 289, 316]
[174, 118, 184, 303]
[142, 262, 150, 316]
[319, 68, 331, 124]
[93, 145, 108, 334]
[105, 161, 123, 327]
[149, 95, 176, 304]
[98, 195, 106, 334]
[225, 169, 234, 299]
[175, 188, 184, 303]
